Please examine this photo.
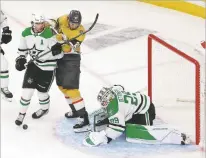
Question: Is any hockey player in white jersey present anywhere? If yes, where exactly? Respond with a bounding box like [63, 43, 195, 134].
[83, 85, 191, 147]
[0, 10, 13, 100]
[15, 13, 63, 126]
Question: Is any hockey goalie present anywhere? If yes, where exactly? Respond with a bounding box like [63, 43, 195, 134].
[83, 85, 191, 147]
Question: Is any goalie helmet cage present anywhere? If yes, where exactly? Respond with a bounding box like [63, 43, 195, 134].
[147, 34, 201, 145]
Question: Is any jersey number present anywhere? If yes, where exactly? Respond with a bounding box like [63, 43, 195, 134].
[109, 117, 119, 124]
[123, 92, 138, 106]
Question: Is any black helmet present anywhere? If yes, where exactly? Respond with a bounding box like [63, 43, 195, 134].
[68, 10, 82, 24]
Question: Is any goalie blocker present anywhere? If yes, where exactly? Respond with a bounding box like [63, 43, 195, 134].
[83, 85, 191, 147]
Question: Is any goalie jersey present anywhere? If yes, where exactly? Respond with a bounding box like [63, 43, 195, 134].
[18, 27, 63, 71]
[105, 87, 151, 140]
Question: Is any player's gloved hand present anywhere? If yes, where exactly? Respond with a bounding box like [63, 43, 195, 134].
[70, 42, 81, 53]
[51, 43, 62, 56]
[62, 44, 71, 53]
[15, 55, 27, 71]
[83, 130, 109, 147]
[1, 26, 12, 44]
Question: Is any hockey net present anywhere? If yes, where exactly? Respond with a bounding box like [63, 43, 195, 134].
[148, 34, 205, 146]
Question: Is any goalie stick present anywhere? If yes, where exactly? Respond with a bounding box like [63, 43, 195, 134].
[27, 13, 99, 65]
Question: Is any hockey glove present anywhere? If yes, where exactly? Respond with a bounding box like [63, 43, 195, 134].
[15, 55, 27, 71]
[83, 131, 109, 147]
[51, 43, 62, 56]
[70, 42, 81, 53]
[1, 27, 12, 44]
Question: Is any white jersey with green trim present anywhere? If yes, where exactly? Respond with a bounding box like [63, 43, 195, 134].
[1, 10, 9, 43]
[18, 27, 63, 71]
[0, 10, 8, 28]
[104, 86, 151, 140]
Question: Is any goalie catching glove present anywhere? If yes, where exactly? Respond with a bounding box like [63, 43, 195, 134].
[83, 130, 112, 147]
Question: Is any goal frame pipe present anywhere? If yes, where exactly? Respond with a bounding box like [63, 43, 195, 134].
[148, 34, 201, 145]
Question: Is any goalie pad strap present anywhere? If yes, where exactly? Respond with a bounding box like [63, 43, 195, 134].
[109, 123, 125, 129]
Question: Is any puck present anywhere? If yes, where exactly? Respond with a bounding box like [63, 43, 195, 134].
[23, 124, 28, 130]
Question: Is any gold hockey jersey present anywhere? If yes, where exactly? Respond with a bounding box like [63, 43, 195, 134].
[56, 14, 86, 54]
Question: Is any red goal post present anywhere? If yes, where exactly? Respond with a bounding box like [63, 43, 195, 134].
[147, 34, 201, 145]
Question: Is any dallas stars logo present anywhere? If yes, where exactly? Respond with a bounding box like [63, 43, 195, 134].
[29, 45, 44, 59]
[27, 77, 33, 84]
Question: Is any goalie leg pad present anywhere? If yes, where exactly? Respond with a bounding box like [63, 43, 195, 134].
[125, 124, 191, 145]
[127, 102, 156, 126]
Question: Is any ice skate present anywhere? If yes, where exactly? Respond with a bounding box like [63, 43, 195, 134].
[73, 112, 91, 133]
[181, 133, 191, 145]
[65, 111, 79, 118]
[1, 87, 13, 102]
[15, 113, 26, 126]
[32, 109, 49, 119]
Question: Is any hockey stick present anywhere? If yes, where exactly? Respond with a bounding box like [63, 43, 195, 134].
[27, 13, 99, 65]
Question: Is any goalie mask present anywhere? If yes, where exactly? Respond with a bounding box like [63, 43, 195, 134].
[97, 87, 115, 108]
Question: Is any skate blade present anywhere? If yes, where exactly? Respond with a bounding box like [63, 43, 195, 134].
[32, 110, 49, 119]
[1, 95, 12, 102]
[73, 125, 91, 133]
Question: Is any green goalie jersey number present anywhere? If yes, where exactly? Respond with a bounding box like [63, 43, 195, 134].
[109, 117, 119, 124]
[122, 92, 138, 106]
